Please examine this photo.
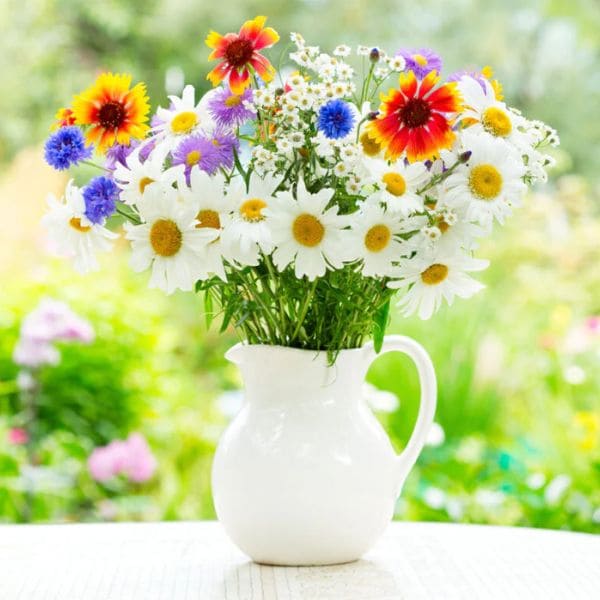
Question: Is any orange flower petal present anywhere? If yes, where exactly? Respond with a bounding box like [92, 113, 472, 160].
[228, 68, 251, 94]
[250, 54, 275, 81]
[239, 15, 268, 41]
[205, 30, 223, 49]
[207, 62, 231, 87]
[252, 26, 279, 51]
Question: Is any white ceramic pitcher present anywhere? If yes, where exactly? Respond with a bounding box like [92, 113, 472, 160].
[212, 335, 437, 565]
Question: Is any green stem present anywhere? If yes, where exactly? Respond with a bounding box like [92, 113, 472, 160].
[291, 278, 318, 343]
[81, 160, 109, 172]
[116, 205, 140, 224]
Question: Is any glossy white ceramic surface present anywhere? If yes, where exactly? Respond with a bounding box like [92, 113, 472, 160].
[211, 335, 437, 565]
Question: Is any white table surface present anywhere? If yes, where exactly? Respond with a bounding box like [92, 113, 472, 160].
[0, 521, 598, 599]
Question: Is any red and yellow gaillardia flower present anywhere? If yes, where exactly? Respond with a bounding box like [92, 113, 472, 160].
[368, 70, 462, 162]
[52, 107, 76, 130]
[72, 73, 150, 152]
[205, 16, 279, 95]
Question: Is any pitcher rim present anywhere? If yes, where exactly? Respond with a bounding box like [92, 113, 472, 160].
[225, 341, 366, 364]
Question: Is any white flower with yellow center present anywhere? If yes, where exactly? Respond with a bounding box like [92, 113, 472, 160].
[42, 180, 118, 274]
[443, 131, 526, 225]
[458, 76, 528, 149]
[412, 206, 487, 253]
[124, 183, 218, 294]
[267, 181, 348, 281]
[153, 85, 214, 151]
[345, 203, 424, 277]
[178, 168, 237, 281]
[113, 145, 182, 206]
[220, 175, 279, 266]
[364, 157, 429, 215]
[388, 248, 489, 320]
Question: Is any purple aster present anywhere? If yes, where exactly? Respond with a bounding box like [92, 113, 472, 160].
[448, 69, 488, 92]
[207, 87, 255, 128]
[83, 176, 119, 224]
[397, 48, 442, 79]
[172, 135, 222, 183]
[210, 127, 240, 171]
[105, 141, 139, 172]
[318, 99, 355, 139]
[44, 126, 92, 170]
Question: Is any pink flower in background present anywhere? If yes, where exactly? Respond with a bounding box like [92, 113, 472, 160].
[88, 433, 157, 483]
[7, 427, 29, 445]
[20, 298, 94, 344]
[585, 316, 600, 335]
[12, 339, 60, 368]
[12, 298, 94, 368]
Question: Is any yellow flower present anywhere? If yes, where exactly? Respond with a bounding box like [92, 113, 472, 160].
[573, 411, 600, 452]
[72, 73, 150, 152]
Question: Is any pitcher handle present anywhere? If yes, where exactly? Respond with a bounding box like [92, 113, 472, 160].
[362, 335, 437, 492]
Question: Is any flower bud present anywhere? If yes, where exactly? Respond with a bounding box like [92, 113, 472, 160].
[367, 111, 380, 121]
[459, 150, 472, 163]
[369, 48, 380, 63]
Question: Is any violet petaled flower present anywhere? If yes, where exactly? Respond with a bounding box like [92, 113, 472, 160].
[44, 126, 92, 170]
[105, 141, 139, 172]
[448, 69, 488, 91]
[207, 87, 255, 128]
[172, 134, 222, 182]
[397, 48, 442, 79]
[83, 176, 119, 224]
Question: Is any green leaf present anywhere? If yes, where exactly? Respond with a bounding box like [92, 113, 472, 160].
[373, 298, 391, 354]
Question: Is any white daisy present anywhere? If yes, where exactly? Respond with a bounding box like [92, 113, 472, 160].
[152, 85, 214, 151]
[267, 181, 348, 281]
[42, 180, 118, 274]
[113, 145, 182, 206]
[364, 157, 429, 215]
[412, 206, 487, 253]
[178, 168, 237, 281]
[388, 248, 489, 319]
[220, 175, 279, 266]
[124, 183, 218, 294]
[345, 203, 423, 277]
[443, 131, 526, 225]
[458, 76, 528, 149]
[333, 44, 351, 57]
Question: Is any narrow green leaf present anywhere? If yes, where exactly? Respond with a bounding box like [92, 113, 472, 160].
[373, 298, 391, 353]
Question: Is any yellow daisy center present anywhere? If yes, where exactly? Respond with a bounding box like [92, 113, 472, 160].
[186, 150, 202, 166]
[292, 213, 325, 247]
[69, 217, 91, 233]
[138, 176, 154, 194]
[149, 219, 182, 257]
[364, 224, 391, 252]
[240, 198, 267, 222]
[360, 131, 381, 157]
[469, 164, 503, 200]
[224, 95, 243, 107]
[196, 209, 221, 229]
[171, 111, 198, 134]
[421, 263, 449, 285]
[413, 54, 428, 66]
[382, 172, 406, 197]
[438, 220, 450, 233]
[482, 107, 512, 137]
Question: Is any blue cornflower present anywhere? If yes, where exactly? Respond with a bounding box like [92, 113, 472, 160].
[83, 176, 119, 224]
[317, 100, 355, 139]
[44, 126, 92, 170]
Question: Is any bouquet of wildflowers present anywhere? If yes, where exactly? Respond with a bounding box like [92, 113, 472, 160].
[42, 16, 558, 356]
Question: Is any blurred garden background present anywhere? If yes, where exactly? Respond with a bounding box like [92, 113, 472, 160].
[1, 0, 599, 532]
